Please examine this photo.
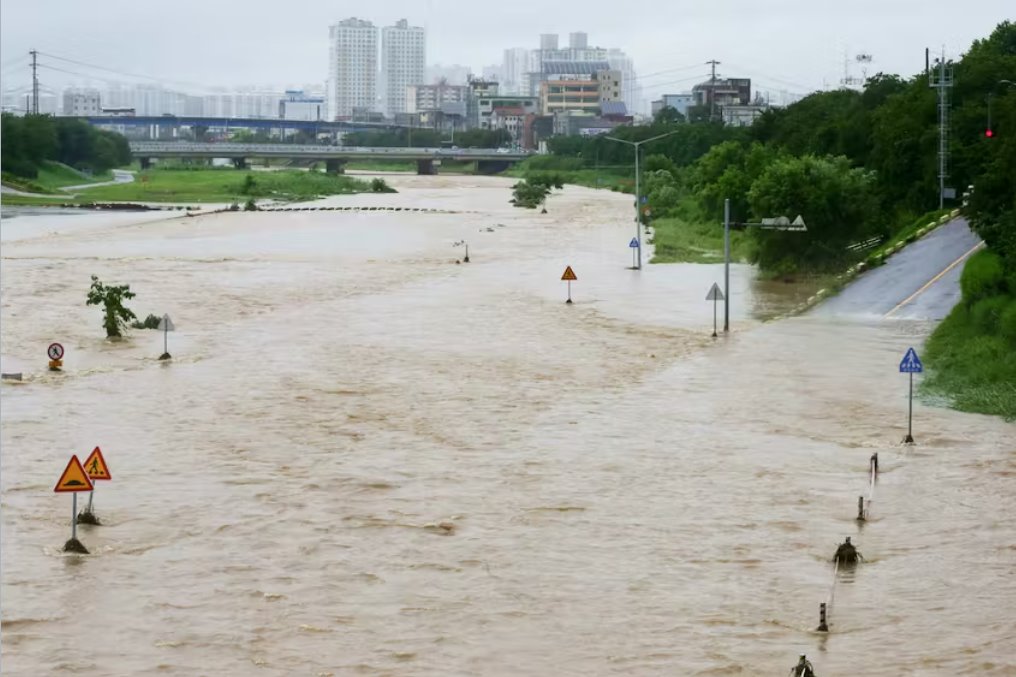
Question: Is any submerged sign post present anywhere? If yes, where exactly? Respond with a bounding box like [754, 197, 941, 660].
[47, 342, 64, 371]
[54, 455, 93, 553]
[80, 446, 111, 523]
[561, 265, 577, 304]
[705, 283, 725, 337]
[629, 237, 639, 269]
[157, 314, 175, 361]
[899, 347, 923, 443]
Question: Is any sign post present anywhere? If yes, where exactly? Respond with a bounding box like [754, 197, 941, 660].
[47, 342, 64, 371]
[706, 283, 725, 337]
[629, 237, 639, 269]
[54, 455, 94, 553]
[899, 347, 923, 443]
[561, 265, 577, 304]
[79, 446, 111, 525]
[157, 314, 175, 361]
[723, 203, 808, 333]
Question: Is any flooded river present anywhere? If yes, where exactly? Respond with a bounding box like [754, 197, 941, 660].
[2, 175, 1014, 676]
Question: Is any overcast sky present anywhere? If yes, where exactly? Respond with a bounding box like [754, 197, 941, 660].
[1, 0, 1010, 105]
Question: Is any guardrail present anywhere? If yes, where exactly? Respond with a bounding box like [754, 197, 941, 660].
[846, 236, 883, 253]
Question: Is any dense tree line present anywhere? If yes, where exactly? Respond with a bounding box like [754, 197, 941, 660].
[543, 22, 1016, 274]
[1, 113, 132, 177]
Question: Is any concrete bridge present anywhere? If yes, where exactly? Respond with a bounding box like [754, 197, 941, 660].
[129, 142, 531, 175]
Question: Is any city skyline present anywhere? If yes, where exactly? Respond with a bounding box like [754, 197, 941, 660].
[1, 0, 1007, 115]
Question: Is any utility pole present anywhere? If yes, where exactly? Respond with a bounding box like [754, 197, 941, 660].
[929, 48, 953, 209]
[30, 49, 39, 115]
[605, 129, 682, 269]
[706, 60, 720, 122]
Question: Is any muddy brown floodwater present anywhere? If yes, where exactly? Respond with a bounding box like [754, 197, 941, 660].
[2, 175, 1014, 676]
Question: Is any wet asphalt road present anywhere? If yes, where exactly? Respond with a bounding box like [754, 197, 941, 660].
[815, 217, 983, 321]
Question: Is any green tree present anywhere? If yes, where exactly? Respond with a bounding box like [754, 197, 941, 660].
[747, 155, 881, 273]
[653, 106, 685, 125]
[86, 275, 137, 338]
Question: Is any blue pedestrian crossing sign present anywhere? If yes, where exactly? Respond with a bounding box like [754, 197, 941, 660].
[899, 347, 923, 373]
[640, 195, 648, 204]
[629, 237, 639, 248]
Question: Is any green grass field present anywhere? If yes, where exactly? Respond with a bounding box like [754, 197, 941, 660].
[1, 162, 111, 194]
[69, 169, 371, 203]
[923, 300, 1016, 420]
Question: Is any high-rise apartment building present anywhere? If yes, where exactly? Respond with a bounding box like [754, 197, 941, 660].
[328, 17, 378, 119]
[381, 19, 425, 118]
[502, 48, 535, 95]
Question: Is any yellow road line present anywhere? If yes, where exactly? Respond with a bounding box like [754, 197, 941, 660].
[884, 241, 985, 318]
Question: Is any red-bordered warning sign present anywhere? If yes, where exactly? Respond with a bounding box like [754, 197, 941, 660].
[83, 446, 111, 481]
[561, 266, 577, 281]
[54, 455, 94, 493]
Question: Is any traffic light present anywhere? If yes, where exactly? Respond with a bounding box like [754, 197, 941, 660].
[985, 128, 994, 138]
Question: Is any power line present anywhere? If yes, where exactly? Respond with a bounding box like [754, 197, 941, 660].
[35, 50, 220, 93]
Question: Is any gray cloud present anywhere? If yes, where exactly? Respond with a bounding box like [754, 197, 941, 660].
[1, 0, 1009, 105]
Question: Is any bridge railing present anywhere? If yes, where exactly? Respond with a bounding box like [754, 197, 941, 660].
[128, 142, 532, 159]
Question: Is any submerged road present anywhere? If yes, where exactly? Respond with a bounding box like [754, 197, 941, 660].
[815, 217, 982, 321]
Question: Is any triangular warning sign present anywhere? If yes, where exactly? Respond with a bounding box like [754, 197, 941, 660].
[83, 446, 111, 481]
[705, 283, 725, 301]
[561, 266, 577, 281]
[54, 455, 94, 493]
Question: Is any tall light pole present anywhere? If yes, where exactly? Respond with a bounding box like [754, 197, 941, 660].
[605, 129, 682, 269]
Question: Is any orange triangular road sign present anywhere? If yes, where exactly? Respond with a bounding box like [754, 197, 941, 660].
[83, 446, 111, 481]
[54, 455, 94, 493]
[561, 266, 577, 281]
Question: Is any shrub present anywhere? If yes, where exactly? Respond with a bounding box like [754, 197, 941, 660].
[130, 313, 161, 329]
[86, 275, 137, 338]
[244, 198, 258, 211]
[1000, 300, 1016, 342]
[370, 178, 394, 193]
[971, 295, 1009, 332]
[960, 249, 1005, 304]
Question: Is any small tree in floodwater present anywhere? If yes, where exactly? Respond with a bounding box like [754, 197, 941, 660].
[86, 275, 137, 338]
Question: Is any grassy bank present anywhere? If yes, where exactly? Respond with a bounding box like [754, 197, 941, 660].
[650, 197, 752, 264]
[2, 161, 111, 193]
[71, 168, 372, 203]
[922, 249, 1016, 420]
[1, 193, 85, 207]
[506, 156, 633, 192]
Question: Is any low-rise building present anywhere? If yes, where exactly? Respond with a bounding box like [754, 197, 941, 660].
[692, 78, 752, 110]
[721, 104, 767, 127]
[541, 79, 601, 115]
[279, 90, 325, 120]
[63, 89, 101, 116]
[651, 93, 695, 118]
[407, 81, 469, 114]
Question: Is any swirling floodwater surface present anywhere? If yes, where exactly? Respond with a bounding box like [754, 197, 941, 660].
[2, 175, 1014, 676]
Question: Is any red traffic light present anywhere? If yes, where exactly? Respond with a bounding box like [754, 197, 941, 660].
[985, 128, 993, 138]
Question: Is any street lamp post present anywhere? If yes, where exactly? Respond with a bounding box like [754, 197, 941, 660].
[605, 130, 682, 270]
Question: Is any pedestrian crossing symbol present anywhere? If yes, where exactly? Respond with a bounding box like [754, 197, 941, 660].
[83, 446, 111, 481]
[54, 455, 94, 493]
[899, 347, 923, 373]
[629, 238, 639, 248]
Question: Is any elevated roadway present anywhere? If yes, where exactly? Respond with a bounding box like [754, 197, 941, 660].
[129, 142, 531, 175]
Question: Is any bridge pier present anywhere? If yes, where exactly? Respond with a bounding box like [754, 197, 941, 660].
[416, 159, 437, 175]
[325, 159, 346, 175]
[139, 157, 152, 170]
[233, 158, 248, 169]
